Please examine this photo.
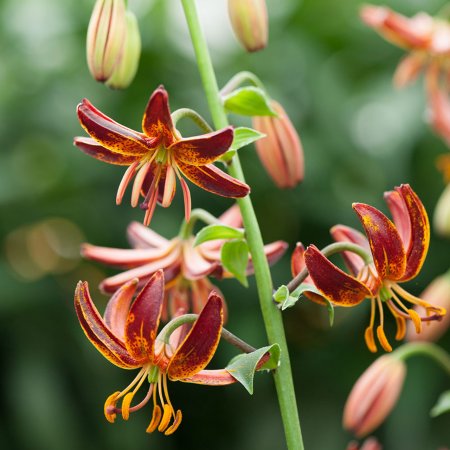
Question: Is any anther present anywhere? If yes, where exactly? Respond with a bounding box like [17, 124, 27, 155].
[364, 326, 377, 353]
[158, 404, 173, 432]
[164, 410, 183, 435]
[146, 405, 162, 433]
[376, 326, 392, 352]
[121, 392, 134, 420]
[104, 391, 121, 423]
[408, 309, 422, 334]
[394, 316, 406, 340]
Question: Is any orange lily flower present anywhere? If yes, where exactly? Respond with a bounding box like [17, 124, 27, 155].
[75, 270, 240, 434]
[292, 184, 446, 352]
[81, 205, 287, 320]
[74, 86, 250, 225]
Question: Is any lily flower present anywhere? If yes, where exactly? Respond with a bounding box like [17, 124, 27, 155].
[297, 184, 446, 352]
[81, 205, 287, 320]
[74, 86, 250, 225]
[75, 270, 241, 434]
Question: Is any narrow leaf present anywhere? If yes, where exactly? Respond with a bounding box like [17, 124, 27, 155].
[229, 127, 265, 152]
[221, 240, 249, 287]
[223, 87, 277, 117]
[430, 390, 450, 417]
[225, 344, 280, 394]
[194, 224, 244, 246]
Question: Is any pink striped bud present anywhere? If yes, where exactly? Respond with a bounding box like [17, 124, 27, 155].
[343, 355, 406, 437]
[406, 271, 450, 341]
[228, 0, 268, 52]
[252, 101, 304, 188]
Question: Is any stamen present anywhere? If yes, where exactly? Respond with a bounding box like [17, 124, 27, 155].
[164, 410, 183, 435]
[376, 326, 392, 352]
[387, 300, 445, 323]
[121, 392, 134, 420]
[161, 165, 176, 207]
[175, 166, 191, 222]
[364, 299, 377, 352]
[158, 404, 173, 432]
[146, 405, 162, 433]
[408, 309, 422, 334]
[104, 391, 120, 423]
[131, 162, 151, 207]
[116, 161, 140, 205]
[391, 284, 432, 309]
[143, 190, 158, 227]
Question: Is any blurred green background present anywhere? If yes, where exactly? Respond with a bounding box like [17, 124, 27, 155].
[0, 0, 449, 449]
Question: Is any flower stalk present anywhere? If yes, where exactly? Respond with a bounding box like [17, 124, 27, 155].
[394, 342, 450, 375]
[180, 0, 304, 448]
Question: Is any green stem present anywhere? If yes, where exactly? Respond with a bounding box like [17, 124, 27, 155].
[286, 242, 372, 293]
[220, 70, 266, 95]
[180, 1, 304, 448]
[394, 342, 450, 375]
[178, 208, 220, 239]
[171, 108, 213, 133]
[159, 313, 256, 353]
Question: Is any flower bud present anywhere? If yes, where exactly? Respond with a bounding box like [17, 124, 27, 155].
[406, 271, 450, 342]
[346, 437, 383, 450]
[228, 0, 268, 52]
[343, 355, 406, 437]
[434, 183, 450, 238]
[252, 101, 304, 188]
[105, 11, 141, 89]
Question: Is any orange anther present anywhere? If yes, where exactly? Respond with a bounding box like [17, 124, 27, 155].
[158, 404, 173, 432]
[146, 405, 162, 433]
[364, 326, 377, 353]
[164, 409, 183, 435]
[376, 326, 392, 352]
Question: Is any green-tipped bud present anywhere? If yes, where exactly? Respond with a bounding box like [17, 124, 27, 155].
[434, 183, 450, 237]
[106, 11, 141, 89]
[228, 0, 268, 52]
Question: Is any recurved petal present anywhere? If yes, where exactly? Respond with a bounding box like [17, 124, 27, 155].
[104, 278, 138, 341]
[384, 189, 411, 248]
[304, 245, 371, 306]
[245, 241, 288, 276]
[181, 368, 237, 385]
[177, 161, 250, 198]
[74, 281, 141, 368]
[127, 221, 170, 249]
[81, 241, 177, 269]
[74, 137, 140, 165]
[291, 242, 306, 277]
[141, 86, 175, 145]
[124, 270, 164, 361]
[171, 127, 234, 166]
[395, 184, 430, 281]
[330, 225, 370, 276]
[353, 203, 406, 281]
[218, 204, 243, 228]
[182, 239, 219, 280]
[168, 292, 223, 380]
[77, 99, 151, 156]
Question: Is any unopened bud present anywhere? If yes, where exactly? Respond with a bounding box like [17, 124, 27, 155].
[228, 0, 268, 52]
[253, 101, 304, 188]
[106, 11, 141, 89]
[434, 183, 450, 237]
[406, 271, 450, 342]
[86, 0, 140, 89]
[343, 355, 406, 437]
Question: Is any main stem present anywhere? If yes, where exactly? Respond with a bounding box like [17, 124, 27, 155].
[180, 1, 304, 448]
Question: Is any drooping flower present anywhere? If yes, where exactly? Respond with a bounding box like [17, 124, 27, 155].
[86, 0, 141, 88]
[343, 355, 406, 437]
[228, 0, 268, 52]
[74, 86, 250, 225]
[406, 270, 450, 342]
[75, 270, 241, 434]
[252, 100, 304, 189]
[293, 184, 446, 352]
[361, 5, 450, 145]
[81, 205, 287, 320]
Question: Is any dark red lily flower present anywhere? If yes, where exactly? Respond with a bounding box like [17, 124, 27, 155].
[81, 205, 287, 320]
[74, 86, 250, 225]
[292, 184, 446, 352]
[75, 270, 240, 434]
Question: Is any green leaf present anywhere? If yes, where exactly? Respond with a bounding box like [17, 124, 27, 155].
[273, 285, 289, 304]
[431, 390, 450, 417]
[223, 87, 276, 117]
[230, 127, 265, 151]
[193, 224, 244, 247]
[221, 239, 249, 287]
[225, 344, 280, 394]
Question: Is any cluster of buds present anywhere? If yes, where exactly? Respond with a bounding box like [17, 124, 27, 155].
[361, 5, 450, 145]
[86, 0, 141, 89]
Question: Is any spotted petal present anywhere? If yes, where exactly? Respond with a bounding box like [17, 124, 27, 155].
[395, 184, 430, 281]
[124, 270, 164, 361]
[304, 245, 371, 306]
[172, 127, 234, 166]
[74, 137, 140, 165]
[177, 161, 250, 198]
[141, 86, 175, 146]
[74, 281, 141, 368]
[77, 99, 151, 156]
[168, 292, 223, 381]
[353, 203, 406, 281]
